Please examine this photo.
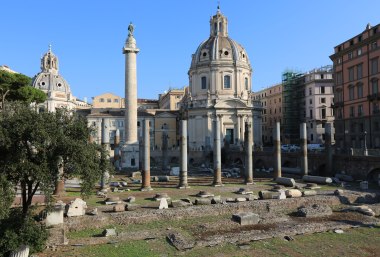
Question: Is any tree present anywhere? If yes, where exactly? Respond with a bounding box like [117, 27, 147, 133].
[0, 70, 46, 110]
[0, 102, 109, 217]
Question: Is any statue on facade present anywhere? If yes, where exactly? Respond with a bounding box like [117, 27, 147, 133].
[207, 89, 211, 99]
[128, 22, 134, 36]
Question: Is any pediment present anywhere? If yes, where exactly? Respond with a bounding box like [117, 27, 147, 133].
[214, 99, 249, 109]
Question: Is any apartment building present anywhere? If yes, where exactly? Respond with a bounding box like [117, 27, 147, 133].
[330, 23, 380, 148]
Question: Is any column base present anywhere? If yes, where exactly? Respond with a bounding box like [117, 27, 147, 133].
[245, 181, 254, 185]
[178, 185, 191, 189]
[212, 183, 224, 187]
[140, 186, 153, 191]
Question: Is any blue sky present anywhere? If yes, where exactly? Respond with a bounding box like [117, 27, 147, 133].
[2, 0, 380, 101]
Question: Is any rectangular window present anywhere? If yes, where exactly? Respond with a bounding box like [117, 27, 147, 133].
[348, 67, 354, 82]
[100, 98, 105, 102]
[114, 99, 119, 103]
[357, 64, 363, 79]
[373, 103, 380, 114]
[321, 97, 326, 103]
[371, 41, 378, 50]
[107, 98, 112, 103]
[348, 52, 353, 59]
[349, 86, 355, 100]
[321, 86, 325, 94]
[358, 105, 363, 116]
[336, 91, 343, 102]
[310, 110, 313, 119]
[357, 84, 363, 98]
[201, 76, 207, 89]
[224, 75, 231, 89]
[371, 58, 378, 75]
[321, 108, 326, 119]
[309, 99, 312, 105]
[357, 48, 362, 56]
[350, 106, 355, 117]
[309, 88, 312, 95]
[372, 79, 379, 94]
[336, 72, 343, 85]
[245, 78, 249, 90]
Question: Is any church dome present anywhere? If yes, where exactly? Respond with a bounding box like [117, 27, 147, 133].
[187, 7, 252, 102]
[190, 8, 251, 70]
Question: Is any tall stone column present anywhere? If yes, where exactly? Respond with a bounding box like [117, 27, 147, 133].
[179, 120, 190, 188]
[213, 116, 223, 186]
[300, 123, 308, 176]
[141, 119, 152, 191]
[53, 156, 65, 196]
[274, 122, 281, 179]
[122, 22, 140, 169]
[100, 118, 110, 190]
[240, 115, 245, 142]
[162, 129, 169, 174]
[325, 123, 333, 176]
[237, 114, 241, 145]
[245, 122, 253, 184]
[114, 129, 121, 170]
[101, 118, 110, 152]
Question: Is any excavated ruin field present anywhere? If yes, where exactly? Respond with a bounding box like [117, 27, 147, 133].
[40, 176, 380, 257]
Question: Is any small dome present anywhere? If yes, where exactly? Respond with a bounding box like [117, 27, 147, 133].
[190, 10, 251, 69]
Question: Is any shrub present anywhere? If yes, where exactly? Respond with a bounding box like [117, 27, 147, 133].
[0, 209, 48, 255]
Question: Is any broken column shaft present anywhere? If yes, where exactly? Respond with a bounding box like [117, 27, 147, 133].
[178, 120, 189, 188]
[274, 122, 281, 179]
[300, 122, 308, 176]
[213, 117, 223, 186]
[141, 119, 152, 191]
[325, 123, 333, 176]
[245, 122, 253, 184]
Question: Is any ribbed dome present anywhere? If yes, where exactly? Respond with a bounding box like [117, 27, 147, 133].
[191, 36, 250, 68]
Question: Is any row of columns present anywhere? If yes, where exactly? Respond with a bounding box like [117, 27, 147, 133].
[273, 122, 334, 179]
[110, 120, 333, 192]
[139, 118, 255, 190]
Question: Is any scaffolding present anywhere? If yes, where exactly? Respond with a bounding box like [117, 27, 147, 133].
[282, 70, 304, 144]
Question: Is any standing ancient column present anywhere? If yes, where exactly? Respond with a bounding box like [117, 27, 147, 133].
[245, 122, 253, 184]
[179, 120, 189, 188]
[100, 118, 110, 189]
[162, 129, 169, 174]
[325, 123, 333, 176]
[274, 122, 281, 179]
[53, 156, 65, 196]
[114, 129, 121, 170]
[300, 122, 308, 176]
[101, 119, 110, 152]
[141, 119, 152, 191]
[123, 25, 139, 145]
[122, 22, 140, 168]
[213, 116, 223, 186]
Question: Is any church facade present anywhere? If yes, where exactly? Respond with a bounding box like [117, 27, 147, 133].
[183, 8, 262, 151]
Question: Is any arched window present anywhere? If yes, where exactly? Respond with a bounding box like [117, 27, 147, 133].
[245, 77, 249, 90]
[201, 76, 207, 90]
[224, 75, 231, 89]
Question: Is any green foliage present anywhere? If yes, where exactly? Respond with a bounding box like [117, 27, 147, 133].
[16, 86, 47, 104]
[0, 70, 46, 106]
[0, 103, 107, 215]
[0, 209, 48, 255]
[0, 174, 15, 219]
